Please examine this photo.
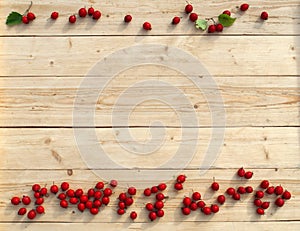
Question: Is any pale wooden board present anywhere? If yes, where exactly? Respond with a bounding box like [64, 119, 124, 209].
[0, 0, 299, 36]
[0, 36, 298, 77]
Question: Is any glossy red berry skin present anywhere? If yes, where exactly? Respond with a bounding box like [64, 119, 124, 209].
[35, 197, 44, 205]
[109, 179, 118, 187]
[22, 196, 31, 205]
[103, 188, 112, 197]
[275, 198, 285, 207]
[27, 209, 36, 219]
[176, 175, 186, 183]
[185, 4, 193, 14]
[61, 182, 69, 191]
[182, 207, 191, 215]
[189, 13, 198, 22]
[22, 16, 29, 24]
[261, 202, 270, 209]
[40, 187, 47, 196]
[60, 200, 68, 208]
[256, 207, 264, 215]
[85, 201, 93, 209]
[245, 186, 254, 193]
[18, 207, 27, 215]
[125, 197, 133, 206]
[67, 189, 75, 198]
[118, 201, 126, 209]
[244, 171, 253, 179]
[260, 180, 269, 189]
[146, 203, 154, 211]
[32, 184, 41, 192]
[211, 204, 219, 213]
[211, 182, 219, 191]
[223, 10, 231, 16]
[94, 191, 102, 200]
[11, 197, 21, 205]
[149, 211, 157, 221]
[208, 25, 216, 33]
[144, 188, 151, 196]
[27, 12, 36, 21]
[232, 193, 241, 200]
[51, 12, 59, 20]
[128, 187, 137, 196]
[158, 183, 167, 191]
[217, 195, 226, 204]
[102, 196, 110, 205]
[69, 15, 76, 24]
[189, 202, 198, 211]
[143, 22, 152, 30]
[92, 11, 101, 20]
[156, 209, 164, 217]
[261, 11, 269, 20]
[183, 197, 192, 207]
[174, 183, 183, 190]
[255, 191, 265, 199]
[78, 8, 87, 18]
[240, 3, 249, 11]
[151, 186, 159, 194]
[124, 15, 132, 23]
[95, 182, 104, 190]
[254, 199, 262, 207]
[156, 193, 165, 201]
[75, 189, 84, 198]
[50, 185, 59, 194]
[172, 16, 180, 25]
[275, 186, 284, 195]
[215, 24, 223, 32]
[117, 208, 125, 215]
[58, 193, 66, 200]
[77, 203, 85, 212]
[80, 195, 88, 203]
[237, 167, 246, 177]
[226, 187, 235, 196]
[87, 188, 95, 198]
[237, 186, 246, 194]
[118, 192, 127, 201]
[155, 201, 164, 210]
[88, 7, 94, 16]
[202, 206, 212, 215]
[266, 186, 275, 194]
[36, 205, 45, 214]
[90, 207, 99, 215]
[69, 197, 78, 204]
[282, 191, 291, 200]
[93, 200, 102, 208]
[197, 200, 206, 209]
[34, 192, 41, 199]
[192, 192, 201, 201]
[130, 211, 137, 220]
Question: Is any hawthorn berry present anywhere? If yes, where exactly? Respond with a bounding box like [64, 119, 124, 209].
[118, 192, 127, 201]
[144, 188, 152, 196]
[78, 8, 87, 18]
[22, 196, 31, 205]
[22, 16, 29, 24]
[266, 186, 275, 194]
[35, 197, 44, 205]
[256, 207, 264, 215]
[128, 187, 137, 196]
[125, 197, 133, 206]
[223, 10, 231, 16]
[172, 16, 180, 25]
[124, 15, 132, 23]
[232, 193, 241, 200]
[36, 205, 45, 214]
[90, 207, 99, 215]
[189, 202, 198, 211]
[32, 184, 41, 192]
[182, 207, 191, 215]
[217, 195, 226, 204]
[154, 201, 164, 210]
[149, 211, 157, 221]
[261, 11, 269, 20]
[66, 189, 75, 198]
[156, 209, 164, 217]
[211, 182, 219, 191]
[237, 167, 246, 177]
[255, 191, 265, 199]
[244, 171, 253, 179]
[88, 7, 94, 16]
[240, 3, 249, 12]
[177, 175, 186, 183]
[143, 22, 152, 30]
[11, 197, 21, 205]
[102, 196, 110, 205]
[215, 23, 223, 32]
[282, 191, 291, 200]
[27, 209, 36, 219]
[80, 195, 89, 203]
[174, 183, 183, 191]
[27, 12, 36, 21]
[110, 180, 118, 188]
[254, 199, 262, 207]
[61, 182, 69, 191]
[237, 186, 246, 194]
[226, 187, 235, 196]
[92, 11, 101, 20]
[77, 203, 85, 212]
[197, 200, 206, 209]
[260, 180, 269, 189]
[185, 4, 193, 14]
[69, 197, 78, 204]
[118, 201, 126, 209]
[34, 192, 41, 199]
[192, 192, 201, 201]
[75, 188, 84, 198]
[275, 186, 284, 195]
[117, 208, 125, 215]
[261, 202, 270, 209]
[95, 182, 104, 190]
[87, 188, 95, 198]
[146, 203, 154, 211]
[40, 187, 47, 196]
[245, 186, 253, 193]
[151, 186, 159, 194]
[18, 207, 27, 215]
[183, 197, 192, 207]
[103, 188, 112, 197]
[156, 193, 165, 201]
[85, 201, 93, 209]
[189, 13, 198, 22]
[202, 206, 212, 215]
[93, 199, 102, 208]
[94, 191, 102, 200]
[208, 25, 216, 33]
[130, 211, 137, 220]
[275, 198, 285, 207]
[51, 12, 59, 20]
[58, 193, 67, 200]
[50, 185, 59, 194]
[211, 204, 219, 213]
[60, 200, 68, 208]
[158, 183, 167, 191]
[69, 15, 76, 24]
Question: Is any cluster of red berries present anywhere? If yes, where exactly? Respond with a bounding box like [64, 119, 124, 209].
[116, 186, 136, 218]
[174, 174, 186, 190]
[22, 11, 36, 24]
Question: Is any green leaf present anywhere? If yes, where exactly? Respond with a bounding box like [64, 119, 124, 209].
[218, 14, 236, 27]
[6, 11, 22, 26]
[195, 19, 208, 30]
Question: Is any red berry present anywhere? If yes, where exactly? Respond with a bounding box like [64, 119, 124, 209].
[208, 25, 216, 33]
[117, 208, 125, 215]
[158, 183, 167, 191]
[94, 191, 102, 200]
[92, 10, 101, 20]
[128, 187, 137, 196]
[155, 201, 164, 210]
[95, 182, 104, 190]
[217, 195, 226, 204]
[261, 11, 269, 20]
[237, 186, 246, 194]
[144, 188, 152, 196]
[118, 201, 126, 209]
[130, 211, 137, 220]
[211, 182, 219, 191]
[58, 193, 66, 200]
[69, 197, 78, 204]
[102, 196, 110, 205]
[177, 175, 186, 183]
[192, 192, 201, 201]
[125, 197, 133, 206]
[174, 183, 183, 191]
[244, 171, 253, 179]
[151, 186, 159, 194]
[85, 200, 93, 209]
[255, 191, 265, 199]
[22, 196, 31, 205]
[93, 199, 102, 208]
[197, 200, 206, 209]
[260, 180, 269, 189]
[118, 192, 127, 201]
[202, 206, 212, 215]
[256, 207, 264, 215]
[189, 202, 198, 211]
[51, 12, 59, 20]
[211, 204, 219, 213]
[32, 184, 41, 192]
[237, 167, 245, 177]
[18, 207, 27, 215]
[40, 187, 47, 196]
[11, 197, 21, 205]
[22, 16, 29, 24]
[261, 202, 270, 209]
[77, 203, 85, 212]
[156, 209, 164, 217]
[143, 22, 152, 30]
[172, 16, 180, 25]
[27, 209, 36, 219]
[124, 15, 132, 23]
[146, 203, 154, 211]
[87, 188, 95, 198]
[88, 7, 94, 16]
[110, 180, 118, 188]
[80, 195, 88, 203]
[36, 205, 45, 214]
[185, 4, 193, 14]
[189, 13, 198, 22]
[275, 198, 285, 207]
[232, 193, 240, 200]
[66, 189, 75, 198]
[245, 186, 253, 193]
[61, 182, 69, 191]
[182, 207, 191, 215]
[223, 10, 231, 16]
[215, 23, 223, 32]
[35, 197, 44, 205]
[34, 192, 41, 199]
[69, 15, 76, 24]
[50, 184, 59, 194]
[78, 8, 87, 18]
[156, 193, 165, 201]
[266, 186, 275, 194]
[27, 12, 36, 21]
[183, 197, 192, 207]
[90, 207, 99, 215]
[60, 200, 68, 208]
[103, 188, 112, 197]
[282, 191, 291, 200]
[275, 186, 284, 195]
[226, 187, 235, 196]
[254, 199, 262, 207]
[149, 211, 157, 221]
[75, 189, 84, 198]
[240, 3, 249, 11]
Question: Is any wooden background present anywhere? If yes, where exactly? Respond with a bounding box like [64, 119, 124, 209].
[0, 0, 299, 230]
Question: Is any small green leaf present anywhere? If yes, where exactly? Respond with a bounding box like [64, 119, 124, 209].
[6, 11, 22, 26]
[195, 19, 208, 30]
[218, 14, 236, 27]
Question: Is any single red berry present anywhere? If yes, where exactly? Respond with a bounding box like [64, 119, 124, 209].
[110, 180, 118, 188]
[256, 207, 264, 215]
[144, 188, 152, 196]
[189, 202, 198, 211]
[27, 12, 36, 21]
[93, 199, 102, 208]
[69, 197, 78, 204]
[102, 196, 110, 205]
[208, 25, 216, 33]
[158, 183, 167, 191]
[282, 191, 291, 200]
[69, 15, 76, 24]
[128, 187, 137, 196]
[211, 204, 219, 213]
[261, 201, 270, 209]
[75, 189, 84, 198]
[80, 195, 88, 203]
[51, 12, 59, 20]
[85, 200, 93, 209]
[61, 182, 69, 191]
[66, 189, 75, 198]
[22, 16, 29, 24]
[149, 211, 157, 221]
[260, 180, 270, 189]
[118, 192, 127, 201]
[103, 188, 112, 197]
[177, 175, 186, 183]
[50, 185, 59, 194]
[183, 197, 192, 207]
[118, 201, 126, 209]
[189, 13, 198, 22]
[255, 191, 265, 199]
[223, 10, 231, 16]
[244, 171, 253, 179]
[192, 192, 201, 201]
[40, 187, 47, 196]
[156, 193, 165, 201]
[237, 186, 246, 194]
[174, 183, 183, 191]
[151, 186, 159, 194]
[232, 193, 241, 200]
[88, 7, 94, 16]
[58, 193, 66, 200]
[117, 208, 125, 215]
[125, 197, 133, 206]
[60, 200, 68, 208]
[240, 3, 249, 11]
[146, 203, 154, 211]
[156, 209, 164, 217]
[197, 200, 206, 209]
[11, 197, 21, 205]
[92, 10, 101, 20]
[182, 207, 191, 215]
[130, 211, 137, 220]
[95, 182, 104, 190]
[217, 195, 226, 204]
[215, 23, 223, 32]
[275, 186, 284, 195]
[94, 191, 102, 200]
[124, 15, 132, 23]
[266, 186, 275, 194]
[78, 8, 87, 17]
[261, 11, 269, 20]
[32, 184, 41, 192]
[211, 182, 219, 191]
[90, 207, 99, 215]
[237, 167, 246, 177]
[155, 201, 164, 210]
[202, 206, 212, 215]
[77, 203, 86, 212]
[185, 4, 193, 14]
[226, 187, 235, 196]
[254, 199, 262, 207]
[18, 207, 27, 215]
[35, 198, 44, 205]
[27, 209, 36, 219]
[87, 188, 95, 198]
[143, 22, 152, 30]
[22, 196, 31, 205]
[34, 192, 41, 199]
[275, 198, 285, 207]
[36, 205, 45, 214]
[172, 16, 180, 25]
[245, 186, 254, 193]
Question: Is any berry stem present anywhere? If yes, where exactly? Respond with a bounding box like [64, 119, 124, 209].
[23, 1, 33, 15]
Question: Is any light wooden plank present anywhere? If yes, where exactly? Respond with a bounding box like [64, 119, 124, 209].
[0, 36, 298, 77]
[0, 0, 299, 35]
[0, 127, 298, 169]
